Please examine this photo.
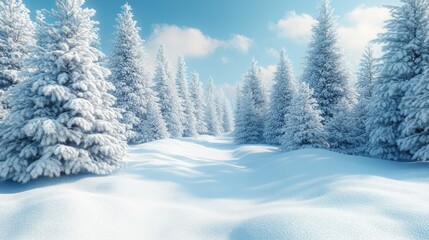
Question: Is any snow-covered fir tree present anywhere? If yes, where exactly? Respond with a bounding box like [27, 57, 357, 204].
[399, 70, 429, 162]
[0, 0, 127, 183]
[302, 0, 356, 123]
[281, 82, 328, 151]
[219, 90, 234, 133]
[234, 61, 268, 144]
[109, 3, 168, 144]
[216, 88, 226, 133]
[368, 0, 429, 160]
[327, 45, 375, 154]
[189, 71, 208, 134]
[357, 44, 379, 108]
[326, 99, 364, 154]
[0, 0, 35, 120]
[153, 46, 183, 138]
[264, 49, 296, 145]
[234, 84, 241, 117]
[234, 89, 254, 143]
[397, 0, 429, 162]
[355, 44, 379, 154]
[205, 77, 222, 136]
[234, 84, 242, 133]
[175, 57, 197, 137]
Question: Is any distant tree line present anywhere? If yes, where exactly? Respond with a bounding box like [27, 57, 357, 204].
[235, 0, 429, 163]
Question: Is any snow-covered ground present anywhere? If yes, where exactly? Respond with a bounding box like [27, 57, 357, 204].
[1, 135, 429, 240]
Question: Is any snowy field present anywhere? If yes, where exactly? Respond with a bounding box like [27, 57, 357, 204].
[1, 135, 429, 240]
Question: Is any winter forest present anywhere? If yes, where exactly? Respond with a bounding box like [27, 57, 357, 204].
[0, 0, 234, 183]
[0, 0, 429, 239]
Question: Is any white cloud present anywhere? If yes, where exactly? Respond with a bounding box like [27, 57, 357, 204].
[339, 5, 390, 66]
[270, 11, 316, 43]
[225, 34, 253, 52]
[146, 25, 253, 58]
[145, 25, 253, 73]
[146, 25, 220, 61]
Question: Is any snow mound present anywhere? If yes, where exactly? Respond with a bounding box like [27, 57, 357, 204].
[1, 135, 429, 239]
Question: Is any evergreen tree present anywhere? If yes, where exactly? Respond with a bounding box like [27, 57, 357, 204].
[355, 44, 379, 154]
[142, 94, 170, 141]
[264, 49, 296, 145]
[368, 0, 429, 160]
[205, 77, 222, 136]
[234, 88, 255, 143]
[397, 0, 429, 162]
[175, 57, 197, 137]
[189, 71, 208, 134]
[234, 84, 241, 121]
[234, 84, 242, 135]
[234, 61, 268, 144]
[326, 99, 363, 154]
[153, 46, 183, 138]
[109, 3, 168, 144]
[216, 88, 226, 134]
[399, 70, 429, 162]
[219, 89, 234, 133]
[281, 82, 328, 151]
[357, 44, 379, 108]
[303, 0, 356, 123]
[0, 0, 126, 183]
[328, 46, 378, 154]
[0, 0, 35, 120]
[222, 93, 234, 133]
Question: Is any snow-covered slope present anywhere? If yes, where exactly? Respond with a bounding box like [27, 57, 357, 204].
[1, 135, 429, 240]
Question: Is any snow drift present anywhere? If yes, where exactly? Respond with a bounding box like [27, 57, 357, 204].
[0, 135, 428, 239]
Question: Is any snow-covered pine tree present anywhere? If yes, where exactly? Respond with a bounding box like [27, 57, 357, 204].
[357, 44, 379, 109]
[233, 84, 243, 136]
[0, 0, 127, 183]
[281, 82, 328, 151]
[264, 49, 296, 145]
[234, 84, 241, 121]
[216, 88, 226, 134]
[205, 77, 222, 136]
[219, 89, 234, 132]
[175, 57, 197, 137]
[234, 88, 255, 143]
[0, 0, 35, 120]
[153, 46, 183, 138]
[234, 60, 268, 144]
[189, 71, 208, 134]
[397, 0, 429, 162]
[368, 0, 429, 160]
[399, 70, 429, 162]
[109, 3, 168, 144]
[303, 0, 356, 123]
[326, 99, 363, 154]
[325, 44, 378, 155]
[142, 93, 170, 141]
[354, 44, 379, 154]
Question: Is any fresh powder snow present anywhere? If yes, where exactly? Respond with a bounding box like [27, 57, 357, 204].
[1, 0, 429, 239]
[1, 135, 428, 240]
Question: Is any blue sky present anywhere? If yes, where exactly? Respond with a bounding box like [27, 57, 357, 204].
[25, 0, 399, 97]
